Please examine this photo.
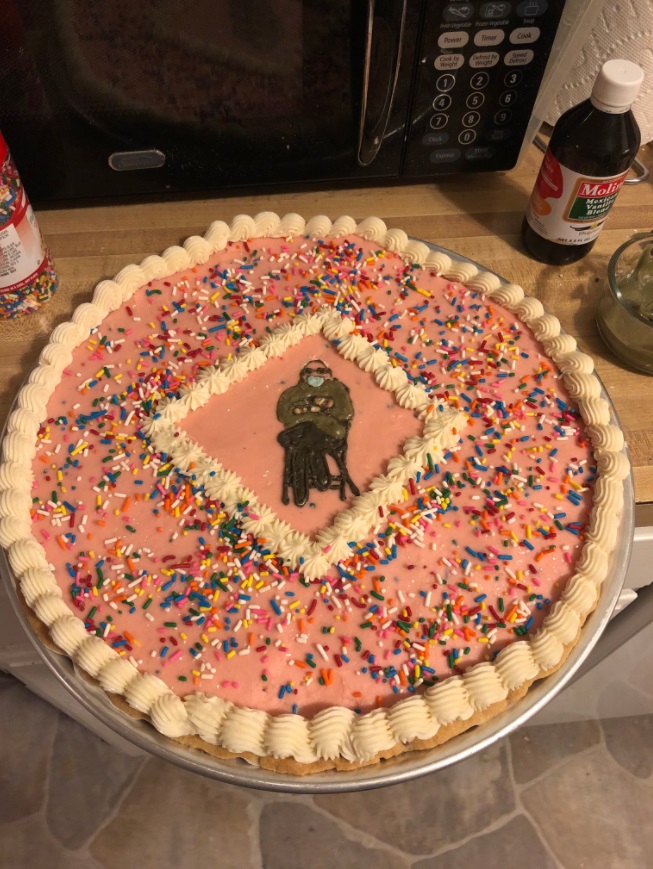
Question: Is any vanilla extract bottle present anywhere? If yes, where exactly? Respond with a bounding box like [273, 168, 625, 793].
[522, 59, 643, 266]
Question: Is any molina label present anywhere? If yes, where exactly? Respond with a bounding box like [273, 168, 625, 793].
[565, 176, 627, 223]
[525, 149, 629, 246]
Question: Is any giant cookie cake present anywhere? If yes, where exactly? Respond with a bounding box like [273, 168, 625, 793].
[0, 213, 628, 773]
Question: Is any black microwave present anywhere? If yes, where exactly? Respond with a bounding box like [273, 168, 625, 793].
[0, 0, 566, 205]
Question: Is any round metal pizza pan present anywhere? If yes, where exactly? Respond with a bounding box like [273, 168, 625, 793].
[0, 242, 635, 793]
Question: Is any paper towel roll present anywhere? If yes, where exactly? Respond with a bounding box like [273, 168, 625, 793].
[545, 0, 653, 142]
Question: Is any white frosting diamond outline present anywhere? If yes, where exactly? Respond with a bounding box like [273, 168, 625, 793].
[145, 307, 465, 579]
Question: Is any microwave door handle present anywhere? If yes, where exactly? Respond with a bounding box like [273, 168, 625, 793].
[357, 0, 406, 167]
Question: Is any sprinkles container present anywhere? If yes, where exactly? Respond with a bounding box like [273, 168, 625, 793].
[0, 131, 57, 318]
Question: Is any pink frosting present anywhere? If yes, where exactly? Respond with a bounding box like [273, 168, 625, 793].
[183, 334, 422, 537]
[30, 234, 594, 715]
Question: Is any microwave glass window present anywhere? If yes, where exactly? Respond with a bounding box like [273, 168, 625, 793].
[39, 0, 413, 178]
[3, 0, 412, 198]
[48, 0, 350, 143]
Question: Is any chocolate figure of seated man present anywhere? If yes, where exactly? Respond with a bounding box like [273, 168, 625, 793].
[276, 360, 360, 507]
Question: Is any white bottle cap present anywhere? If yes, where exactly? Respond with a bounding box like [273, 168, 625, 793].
[590, 59, 644, 114]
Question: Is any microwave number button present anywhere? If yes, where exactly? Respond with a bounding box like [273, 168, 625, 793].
[458, 129, 477, 145]
[470, 72, 491, 90]
[504, 49, 535, 66]
[504, 70, 524, 87]
[509, 26, 540, 43]
[474, 29, 505, 47]
[470, 52, 500, 69]
[462, 111, 481, 128]
[436, 73, 456, 92]
[494, 109, 513, 125]
[433, 94, 453, 111]
[499, 90, 518, 107]
[430, 113, 450, 130]
[434, 54, 465, 71]
[466, 92, 485, 109]
[438, 31, 469, 49]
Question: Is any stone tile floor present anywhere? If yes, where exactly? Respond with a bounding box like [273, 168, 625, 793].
[0, 669, 652, 869]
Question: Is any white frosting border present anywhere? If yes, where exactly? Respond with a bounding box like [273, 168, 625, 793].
[145, 307, 465, 580]
[0, 212, 629, 767]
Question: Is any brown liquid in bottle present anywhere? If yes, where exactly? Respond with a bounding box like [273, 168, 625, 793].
[522, 96, 641, 266]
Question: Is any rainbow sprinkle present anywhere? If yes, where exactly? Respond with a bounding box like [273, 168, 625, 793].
[31, 234, 595, 714]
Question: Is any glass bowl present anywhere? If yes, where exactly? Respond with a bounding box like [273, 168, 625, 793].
[597, 231, 653, 374]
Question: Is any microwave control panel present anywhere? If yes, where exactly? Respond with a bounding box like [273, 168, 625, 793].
[404, 0, 568, 174]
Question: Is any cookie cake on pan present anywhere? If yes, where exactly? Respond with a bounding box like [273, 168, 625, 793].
[0, 212, 629, 774]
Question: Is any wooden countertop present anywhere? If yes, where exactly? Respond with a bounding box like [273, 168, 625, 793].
[2, 143, 652, 505]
